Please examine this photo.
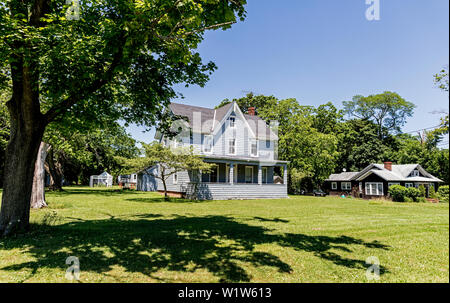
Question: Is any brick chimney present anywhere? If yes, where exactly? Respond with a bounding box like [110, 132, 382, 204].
[384, 161, 392, 171]
[248, 107, 256, 116]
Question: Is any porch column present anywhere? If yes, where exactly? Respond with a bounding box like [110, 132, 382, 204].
[283, 164, 288, 185]
[229, 163, 234, 185]
[258, 165, 262, 185]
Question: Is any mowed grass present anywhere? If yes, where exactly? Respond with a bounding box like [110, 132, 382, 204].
[0, 187, 448, 283]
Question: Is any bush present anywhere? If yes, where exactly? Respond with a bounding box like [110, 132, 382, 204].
[429, 185, 437, 199]
[404, 196, 413, 202]
[405, 187, 421, 202]
[389, 185, 407, 202]
[416, 197, 427, 203]
[418, 184, 426, 197]
[438, 185, 449, 203]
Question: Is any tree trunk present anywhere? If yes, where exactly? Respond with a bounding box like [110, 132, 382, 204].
[47, 148, 63, 191]
[0, 53, 45, 236]
[161, 178, 169, 200]
[30, 142, 51, 209]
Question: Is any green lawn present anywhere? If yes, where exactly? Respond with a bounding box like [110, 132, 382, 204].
[0, 187, 448, 283]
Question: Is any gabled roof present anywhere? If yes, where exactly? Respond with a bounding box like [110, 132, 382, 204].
[166, 102, 277, 140]
[325, 172, 359, 181]
[353, 163, 443, 182]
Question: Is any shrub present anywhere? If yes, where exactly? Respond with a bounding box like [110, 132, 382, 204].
[418, 184, 426, 197]
[405, 187, 422, 202]
[404, 196, 413, 202]
[428, 185, 437, 199]
[416, 197, 427, 203]
[438, 185, 449, 203]
[389, 185, 407, 202]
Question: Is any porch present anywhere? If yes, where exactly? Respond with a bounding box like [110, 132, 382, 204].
[185, 158, 289, 200]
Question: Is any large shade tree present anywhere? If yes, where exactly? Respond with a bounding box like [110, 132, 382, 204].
[0, 0, 247, 236]
[343, 91, 415, 139]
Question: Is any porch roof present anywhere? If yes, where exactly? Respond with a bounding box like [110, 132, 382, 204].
[201, 155, 288, 165]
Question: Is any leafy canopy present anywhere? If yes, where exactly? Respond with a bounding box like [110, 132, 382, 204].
[0, 0, 247, 126]
[343, 92, 415, 139]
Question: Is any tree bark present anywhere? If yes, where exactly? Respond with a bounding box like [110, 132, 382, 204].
[47, 148, 63, 191]
[0, 52, 45, 236]
[30, 142, 51, 209]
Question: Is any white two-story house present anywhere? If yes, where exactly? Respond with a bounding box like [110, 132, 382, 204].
[136, 101, 289, 200]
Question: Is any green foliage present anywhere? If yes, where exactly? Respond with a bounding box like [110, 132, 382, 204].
[416, 197, 427, 203]
[118, 142, 214, 197]
[405, 187, 421, 202]
[335, 119, 393, 172]
[388, 185, 407, 202]
[429, 185, 437, 199]
[404, 196, 413, 202]
[343, 92, 415, 139]
[418, 184, 426, 197]
[438, 185, 449, 203]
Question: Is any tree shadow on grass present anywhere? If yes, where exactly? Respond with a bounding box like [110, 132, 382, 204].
[0, 215, 389, 282]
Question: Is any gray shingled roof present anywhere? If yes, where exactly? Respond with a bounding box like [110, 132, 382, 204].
[326, 172, 359, 181]
[168, 102, 277, 139]
[353, 164, 443, 182]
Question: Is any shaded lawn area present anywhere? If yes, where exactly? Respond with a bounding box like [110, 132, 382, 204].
[0, 187, 448, 283]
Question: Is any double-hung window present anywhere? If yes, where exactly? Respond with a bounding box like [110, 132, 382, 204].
[203, 135, 213, 153]
[228, 139, 236, 155]
[365, 182, 383, 196]
[341, 182, 352, 191]
[229, 117, 236, 128]
[331, 182, 338, 190]
[405, 183, 414, 188]
[250, 140, 258, 157]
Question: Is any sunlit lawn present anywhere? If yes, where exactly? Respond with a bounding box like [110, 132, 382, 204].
[0, 186, 448, 283]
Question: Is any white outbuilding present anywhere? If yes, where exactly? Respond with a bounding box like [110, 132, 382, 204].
[89, 172, 113, 187]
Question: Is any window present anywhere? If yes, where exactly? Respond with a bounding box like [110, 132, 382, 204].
[405, 183, 414, 188]
[245, 166, 253, 183]
[228, 139, 236, 155]
[266, 140, 270, 148]
[341, 182, 352, 191]
[388, 182, 400, 188]
[359, 182, 363, 193]
[203, 135, 213, 153]
[210, 166, 218, 183]
[133, 174, 137, 181]
[250, 140, 258, 157]
[229, 117, 236, 128]
[262, 167, 268, 184]
[173, 173, 178, 184]
[331, 182, 337, 190]
[411, 170, 420, 177]
[365, 182, 383, 196]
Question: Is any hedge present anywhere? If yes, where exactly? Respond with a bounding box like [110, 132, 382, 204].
[438, 185, 449, 203]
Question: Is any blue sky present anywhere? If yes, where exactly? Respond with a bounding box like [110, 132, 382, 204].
[127, 0, 449, 147]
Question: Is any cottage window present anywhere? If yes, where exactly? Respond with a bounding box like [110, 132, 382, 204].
[173, 173, 178, 185]
[228, 139, 236, 155]
[331, 182, 337, 190]
[266, 140, 270, 148]
[411, 170, 420, 177]
[203, 135, 213, 153]
[250, 140, 258, 157]
[341, 182, 352, 190]
[388, 182, 400, 188]
[405, 183, 414, 188]
[365, 182, 383, 196]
